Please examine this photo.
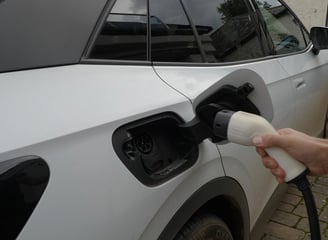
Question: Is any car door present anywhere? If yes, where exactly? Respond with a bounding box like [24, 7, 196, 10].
[280, 51, 328, 137]
[150, 0, 297, 231]
[254, 0, 328, 137]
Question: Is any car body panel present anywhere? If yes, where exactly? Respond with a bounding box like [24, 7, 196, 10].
[278, 49, 328, 136]
[1, 0, 328, 238]
[11, 127, 223, 240]
[153, 47, 328, 229]
[0, 64, 189, 153]
[0, 64, 225, 239]
[153, 58, 294, 228]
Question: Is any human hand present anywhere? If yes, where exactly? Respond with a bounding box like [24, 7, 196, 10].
[252, 128, 328, 183]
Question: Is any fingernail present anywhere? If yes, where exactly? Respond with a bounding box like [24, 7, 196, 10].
[252, 136, 263, 145]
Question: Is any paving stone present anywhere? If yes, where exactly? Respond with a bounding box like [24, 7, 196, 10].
[319, 221, 327, 237]
[293, 201, 308, 218]
[264, 222, 305, 239]
[312, 192, 328, 210]
[296, 218, 326, 235]
[320, 206, 328, 222]
[287, 184, 327, 209]
[278, 202, 294, 213]
[259, 133, 328, 237]
[312, 184, 328, 195]
[288, 185, 303, 197]
[303, 233, 328, 240]
[324, 224, 328, 238]
[264, 173, 328, 240]
[296, 218, 310, 232]
[261, 235, 282, 240]
[317, 175, 328, 186]
[317, 177, 328, 186]
[271, 210, 300, 227]
[282, 193, 302, 206]
[307, 176, 317, 184]
[303, 233, 311, 240]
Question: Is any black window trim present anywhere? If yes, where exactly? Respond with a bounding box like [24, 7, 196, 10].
[250, 0, 277, 55]
[147, 0, 151, 61]
[244, 0, 269, 57]
[179, 0, 207, 62]
[81, 43, 313, 67]
[150, 42, 313, 66]
[81, 44, 313, 67]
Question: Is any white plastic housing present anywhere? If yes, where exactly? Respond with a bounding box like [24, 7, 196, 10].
[227, 111, 306, 182]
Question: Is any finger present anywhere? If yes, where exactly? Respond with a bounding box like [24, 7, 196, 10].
[276, 176, 285, 184]
[263, 156, 279, 169]
[260, 134, 288, 149]
[277, 128, 294, 135]
[256, 147, 268, 158]
[278, 128, 307, 138]
[272, 168, 286, 182]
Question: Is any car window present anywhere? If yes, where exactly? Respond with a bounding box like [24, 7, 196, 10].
[182, 0, 265, 63]
[89, 0, 148, 60]
[149, 0, 203, 62]
[254, 0, 308, 55]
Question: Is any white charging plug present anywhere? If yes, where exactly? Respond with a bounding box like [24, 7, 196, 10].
[214, 110, 307, 182]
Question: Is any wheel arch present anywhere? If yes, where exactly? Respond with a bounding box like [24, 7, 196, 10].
[158, 177, 250, 240]
[0, 155, 50, 239]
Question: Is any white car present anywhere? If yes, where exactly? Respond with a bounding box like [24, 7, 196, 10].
[1, 0, 328, 239]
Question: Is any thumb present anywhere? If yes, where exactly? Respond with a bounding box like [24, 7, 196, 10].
[252, 134, 286, 148]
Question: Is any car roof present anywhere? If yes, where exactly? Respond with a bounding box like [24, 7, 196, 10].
[0, 0, 109, 72]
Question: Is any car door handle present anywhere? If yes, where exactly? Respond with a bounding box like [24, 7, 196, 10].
[293, 78, 306, 90]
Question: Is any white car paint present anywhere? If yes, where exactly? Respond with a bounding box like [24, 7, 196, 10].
[0, 64, 225, 239]
[2, 52, 328, 240]
[1, 0, 328, 238]
[0, 65, 189, 153]
[153, 49, 328, 229]
[278, 49, 328, 136]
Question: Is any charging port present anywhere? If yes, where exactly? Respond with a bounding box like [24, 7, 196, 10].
[112, 112, 199, 186]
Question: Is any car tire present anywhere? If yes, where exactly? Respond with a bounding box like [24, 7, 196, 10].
[174, 212, 234, 240]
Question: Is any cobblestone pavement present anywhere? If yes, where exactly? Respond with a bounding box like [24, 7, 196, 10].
[262, 175, 328, 240]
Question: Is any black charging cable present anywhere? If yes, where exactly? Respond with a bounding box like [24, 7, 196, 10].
[291, 173, 321, 240]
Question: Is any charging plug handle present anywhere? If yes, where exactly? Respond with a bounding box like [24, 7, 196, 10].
[213, 110, 307, 182]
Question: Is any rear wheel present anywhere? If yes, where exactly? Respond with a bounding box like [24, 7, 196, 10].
[174, 212, 234, 240]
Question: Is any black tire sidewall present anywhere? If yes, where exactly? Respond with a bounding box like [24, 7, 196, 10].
[174, 212, 234, 240]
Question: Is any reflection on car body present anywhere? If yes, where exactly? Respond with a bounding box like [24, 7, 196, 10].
[0, 0, 328, 239]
